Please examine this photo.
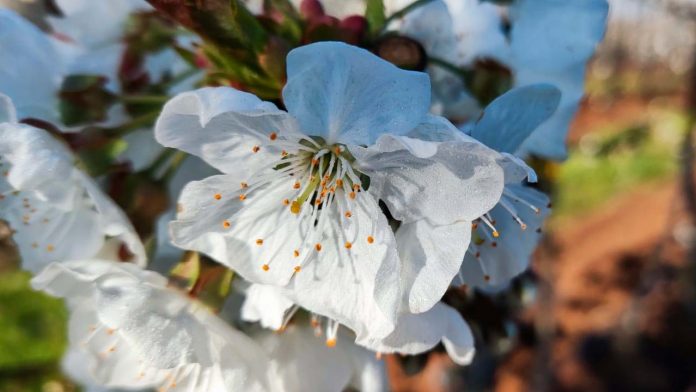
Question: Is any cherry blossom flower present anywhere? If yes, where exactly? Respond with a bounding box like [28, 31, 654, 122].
[0, 96, 144, 272]
[388, 0, 609, 159]
[156, 41, 506, 340]
[459, 84, 558, 288]
[32, 260, 273, 392]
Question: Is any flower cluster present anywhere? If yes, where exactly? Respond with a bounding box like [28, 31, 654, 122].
[0, 0, 608, 390]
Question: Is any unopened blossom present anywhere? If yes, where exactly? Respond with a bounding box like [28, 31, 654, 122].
[383, 0, 609, 159]
[156, 42, 506, 340]
[0, 96, 144, 272]
[32, 260, 273, 392]
[459, 84, 559, 288]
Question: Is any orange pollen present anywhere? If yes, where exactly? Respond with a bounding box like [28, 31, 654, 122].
[293, 250, 300, 257]
[326, 338, 337, 348]
[252, 145, 260, 153]
[256, 239, 264, 245]
[294, 266, 301, 273]
[262, 264, 270, 271]
[240, 182, 248, 189]
[345, 242, 352, 249]
[315, 243, 322, 251]
[282, 199, 290, 206]
[281, 150, 288, 157]
[345, 211, 352, 218]
[293, 182, 301, 189]
[214, 193, 222, 200]
[492, 231, 500, 238]
[223, 220, 231, 229]
[349, 192, 356, 199]
[336, 179, 344, 187]
[290, 201, 301, 214]
[315, 198, 323, 206]
[239, 194, 247, 201]
[353, 184, 360, 191]
[269, 132, 277, 140]
[367, 236, 374, 244]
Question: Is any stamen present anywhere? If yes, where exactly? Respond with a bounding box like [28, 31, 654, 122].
[214, 193, 222, 200]
[239, 194, 247, 201]
[315, 243, 322, 252]
[344, 242, 352, 249]
[256, 239, 264, 246]
[252, 145, 260, 153]
[240, 182, 248, 189]
[293, 250, 300, 257]
[262, 264, 270, 271]
[344, 211, 352, 218]
[222, 220, 231, 229]
[269, 132, 277, 141]
[367, 236, 374, 244]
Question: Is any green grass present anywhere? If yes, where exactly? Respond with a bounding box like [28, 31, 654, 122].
[0, 270, 72, 391]
[553, 108, 685, 217]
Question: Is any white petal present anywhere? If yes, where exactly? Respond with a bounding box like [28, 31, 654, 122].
[510, 0, 608, 159]
[460, 184, 550, 289]
[397, 219, 471, 313]
[155, 87, 301, 173]
[357, 302, 475, 366]
[241, 284, 295, 331]
[0, 9, 63, 124]
[170, 173, 311, 286]
[471, 84, 561, 153]
[0, 124, 145, 271]
[33, 260, 272, 392]
[255, 324, 387, 392]
[283, 42, 431, 145]
[282, 191, 401, 340]
[0, 92, 17, 123]
[352, 134, 504, 225]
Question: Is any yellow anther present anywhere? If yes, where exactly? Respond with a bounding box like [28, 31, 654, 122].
[46, 244, 54, 252]
[315, 243, 322, 252]
[492, 231, 500, 238]
[239, 194, 247, 201]
[367, 236, 374, 244]
[252, 145, 260, 153]
[294, 266, 301, 273]
[223, 220, 231, 229]
[349, 192, 356, 199]
[214, 193, 222, 200]
[336, 179, 344, 187]
[262, 264, 270, 271]
[282, 199, 290, 206]
[269, 132, 277, 141]
[520, 223, 527, 230]
[311, 158, 319, 166]
[353, 184, 360, 191]
[345, 211, 352, 218]
[293, 250, 300, 257]
[345, 242, 352, 249]
[293, 182, 301, 190]
[290, 201, 301, 214]
[240, 182, 248, 189]
[326, 338, 337, 348]
[256, 239, 264, 245]
[472, 222, 478, 229]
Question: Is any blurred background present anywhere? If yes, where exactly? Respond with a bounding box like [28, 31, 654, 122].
[1, 0, 696, 391]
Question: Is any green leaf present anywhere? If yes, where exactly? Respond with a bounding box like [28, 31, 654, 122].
[365, 0, 386, 36]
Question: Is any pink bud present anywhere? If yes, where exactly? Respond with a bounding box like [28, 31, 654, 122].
[300, 0, 325, 19]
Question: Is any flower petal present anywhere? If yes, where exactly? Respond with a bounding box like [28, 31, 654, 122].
[0, 93, 16, 123]
[33, 260, 272, 392]
[283, 41, 430, 145]
[460, 184, 550, 288]
[0, 8, 63, 123]
[510, 0, 609, 159]
[241, 284, 295, 331]
[357, 302, 475, 366]
[282, 190, 401, 340]
[397, 219, 471, 313]
[155, 87, 301, 173]
[351, 133, 504, 225]
[470, 84, 561, 153]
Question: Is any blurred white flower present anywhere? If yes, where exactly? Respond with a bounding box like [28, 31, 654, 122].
[0, 95, 145, 272]
[384, 0, 608, 160]
[155, 42, 505, 341]
[458, 84, 559, 288]
[32, 260, 273, 392]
